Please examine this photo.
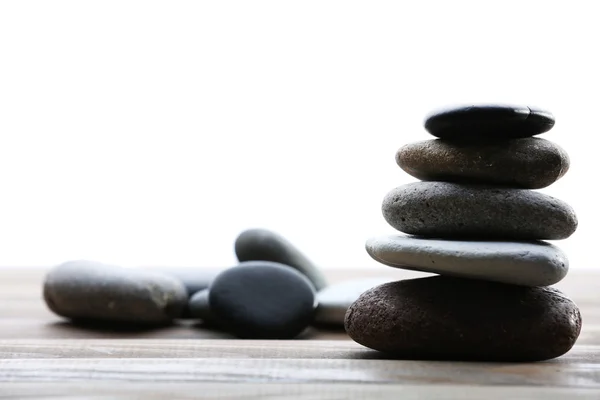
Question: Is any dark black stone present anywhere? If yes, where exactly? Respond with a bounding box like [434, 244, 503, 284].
[382, 181, 577, 240]
[424, 104, 555, 140]
[344, 276, 582, 362]
[234, 228, 328, 291]
[208, 261, 317, 339]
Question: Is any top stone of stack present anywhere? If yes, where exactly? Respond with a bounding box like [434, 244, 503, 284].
[424, 104, 555, 140]
[398, 103, 568, 189]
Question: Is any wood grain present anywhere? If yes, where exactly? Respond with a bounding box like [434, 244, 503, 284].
[2, 383, 599, 400]
[1, 340, 599, 386]
[0, 339, 598, 362]
[1, 267, 600, 398]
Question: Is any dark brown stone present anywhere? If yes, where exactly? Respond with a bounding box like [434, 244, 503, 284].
[396, 138, 570, 189]
[382, 182, 577, 240]
[344, 276, 582, 362]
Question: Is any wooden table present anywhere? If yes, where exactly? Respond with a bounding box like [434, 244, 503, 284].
[1, 267, 599, 399]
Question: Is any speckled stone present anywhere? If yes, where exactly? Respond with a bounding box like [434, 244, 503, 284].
[43, 260, 188, 325]
[396, 138, 570, 189]
[382, 182, 577, 240]
[365, 235, 569, 287]
[209, 261, 317, 339]
[235, 228, 327, 291]
[424, 104, 555, 140]
[344, 276, 582, 361]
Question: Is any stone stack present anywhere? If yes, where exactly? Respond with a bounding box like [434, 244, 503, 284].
[344, 104, 582, 362]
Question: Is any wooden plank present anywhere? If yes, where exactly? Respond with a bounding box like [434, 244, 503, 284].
[0, 339, 364, 359]
[1, 382, 600, 400]
[1, 268, 600, 398]
[0, 339, 597, 362]
[2, 355, 600, 387]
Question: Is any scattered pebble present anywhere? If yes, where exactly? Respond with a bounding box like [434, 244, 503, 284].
[187, 289, 217, 325]
[313, 278, 393, 327]
[43, 260, 188, 325]
[208, 261, 317, 339]
[147, 267, 222, 297]
[235, 228, 328, 290]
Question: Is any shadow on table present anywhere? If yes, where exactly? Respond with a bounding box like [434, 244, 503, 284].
[43, 316, 350, 340]
[44, 319, 236, 339]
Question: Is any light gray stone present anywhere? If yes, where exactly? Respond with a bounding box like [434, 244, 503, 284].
[313, 278, 393, 326]
[43, 260, 188, 325]
[366, 235, 569, 287]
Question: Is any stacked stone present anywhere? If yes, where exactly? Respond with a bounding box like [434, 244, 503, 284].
[344, 104, 582, 362]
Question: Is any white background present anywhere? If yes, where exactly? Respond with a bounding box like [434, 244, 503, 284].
[0, 1, 596, 271]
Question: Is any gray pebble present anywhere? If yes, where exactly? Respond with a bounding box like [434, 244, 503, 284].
[187, 289, 217, 325]
[382, 182, 577, 240]
[313, 278, 393, 327]
[146, 267, 222, 296]
[366, 235, 568, 287]
[235, 228, 327, 290]
[144, 267, 223, 319]
[43, 260, 188, 325]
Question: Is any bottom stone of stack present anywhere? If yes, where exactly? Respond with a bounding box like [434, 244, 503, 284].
[344, 276, 581, 362]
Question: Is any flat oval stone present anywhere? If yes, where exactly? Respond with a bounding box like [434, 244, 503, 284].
[382, 182, 577, 240]
[235, 228, 327, 291]
[365, 235, 568, 287]
[424, 104, 555, 139]
[43, 260, 188, 325]
[313, 278, 393, 327]
[396, 138, 570, 189]
[344, 277, 582, 361]
[209, 261, 317, 339]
